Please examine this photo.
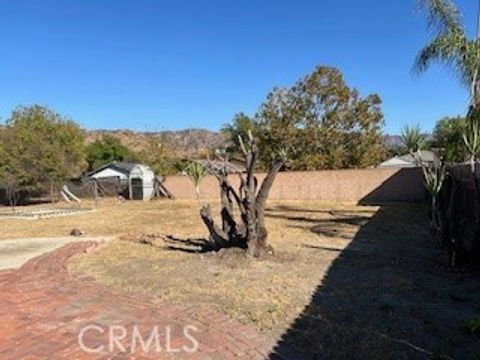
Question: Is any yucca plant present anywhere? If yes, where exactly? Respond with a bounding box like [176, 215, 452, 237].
[422, 164, 446, 239]
[463, 118, 480, 170]
[463, 117, 480, 227]
[185, 162, 208, 203]
[402, 124, 446, 239]
[401, 125, 427, 163]
[422, 165, 446, 198]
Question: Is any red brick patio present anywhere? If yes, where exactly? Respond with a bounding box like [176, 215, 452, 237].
[0, 242, 298, 359]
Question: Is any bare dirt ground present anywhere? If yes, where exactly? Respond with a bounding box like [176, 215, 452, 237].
[61, 199, 480, 359]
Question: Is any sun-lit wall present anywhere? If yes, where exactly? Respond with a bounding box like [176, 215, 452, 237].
[164, 167, 426, 203]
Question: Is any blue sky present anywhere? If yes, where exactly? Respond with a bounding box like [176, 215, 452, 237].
[0, 0, 477, 134]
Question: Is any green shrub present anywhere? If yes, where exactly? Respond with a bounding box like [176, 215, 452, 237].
[464, 314, 480, 336]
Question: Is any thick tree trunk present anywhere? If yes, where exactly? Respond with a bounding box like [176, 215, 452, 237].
[255, 160, 284, 223]
[219, 177, 237, 237]
[200, 205, 229, 249]
[247, 159, 284, 256]
[244, 149, 259, 256]
[199, 133, 285, 257]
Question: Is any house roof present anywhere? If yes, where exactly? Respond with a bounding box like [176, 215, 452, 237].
[110, 162, 138, 173]
[397, 150, 437, 163]
[86, 161, 139, 177]
[379, 157, 415, 167]
[379, 150, 439, 168]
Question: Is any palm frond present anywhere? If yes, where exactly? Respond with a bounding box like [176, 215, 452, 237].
[417, 0, 463, 35]
[414, 31, 468, 75]
[414, 0, 477, 91]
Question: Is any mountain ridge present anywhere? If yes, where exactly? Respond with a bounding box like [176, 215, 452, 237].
[86, 129, 407, 156]
[85, 128, 226, 156]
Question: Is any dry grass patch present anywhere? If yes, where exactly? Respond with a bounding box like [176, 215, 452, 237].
[9, 199, 476, 358]
[0, 199, 222, 239]
[68, 200, 377, 336]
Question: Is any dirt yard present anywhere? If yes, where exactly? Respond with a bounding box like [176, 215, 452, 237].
[43, 199, 479, 359]
[0, 198, 223, 239]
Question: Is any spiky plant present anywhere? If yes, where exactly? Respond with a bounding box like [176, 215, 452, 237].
[401, 123, 446, 237]
[423, 165, 446, 198]
[462, 115, 480, 226]
[401, 125, 426, 163]
[463, 117, 480, 168]
[422, 164, 447, 242]
[185, 162, 208, 202]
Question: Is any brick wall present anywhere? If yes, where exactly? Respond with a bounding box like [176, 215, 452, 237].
[164, 167, 426, 203]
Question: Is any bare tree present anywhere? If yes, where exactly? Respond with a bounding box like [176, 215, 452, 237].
[199, 132, 285, 257]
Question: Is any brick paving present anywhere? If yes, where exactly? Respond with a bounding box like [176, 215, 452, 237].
[0, 242, 299, 360]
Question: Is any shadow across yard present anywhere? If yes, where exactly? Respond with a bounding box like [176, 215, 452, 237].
[161, 235, 213, 253]
[266, 208, 371, 240]
[268, 205, 480, 360]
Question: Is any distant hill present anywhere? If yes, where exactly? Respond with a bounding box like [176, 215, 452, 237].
[383, 134, 433, 152]
[86, 129, 411, 156]
[85, 128, 226, 157]
[384, 135, 404, 150]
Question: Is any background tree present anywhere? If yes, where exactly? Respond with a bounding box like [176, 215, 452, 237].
[432, 116, 467, 163]
[85, 135, 139, 171]
[138, 137, 180, 176]
[226, 66, 387, 170]
[0, 105, 86, 203]
[386, 144, 407, 159]
[221, 113, 257, 157]
[0, 129, 20, 209]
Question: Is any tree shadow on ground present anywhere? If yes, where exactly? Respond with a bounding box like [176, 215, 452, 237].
[161, 235, 248, 254]
[267, 205, 480, 360]
[266, 207, 371, 241]
[267, 205, 376, 215]
[161, 235, 215, 253]
[266, 212, 371, 226]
